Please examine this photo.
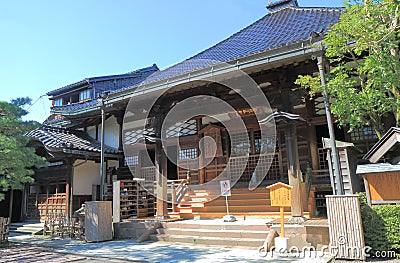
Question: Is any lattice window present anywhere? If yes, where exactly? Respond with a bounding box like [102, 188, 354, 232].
[137, 167, 156, 194]
[254, 130, 276, 154]
[228, 153, 280, 183]
[165, 120, 197, 138]
[349, 126, 378, 142]
[125, 155, 139, 166]
[124, 128, 156, 145]
[231, 132, 251, 157]
[178, 148, 197, 160]
[318, 148, 329, 170]
[139, 167, 156, 183]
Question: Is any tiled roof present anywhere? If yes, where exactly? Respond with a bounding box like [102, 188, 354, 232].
[50, 3, 342, 114]
[26, 126, 121, 154]
[135, 4, 342, 84]
[47, 64, 159, 97]
[363, 127, 400, 162]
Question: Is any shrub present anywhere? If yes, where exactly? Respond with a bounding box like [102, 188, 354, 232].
[358, 193, 400, 258]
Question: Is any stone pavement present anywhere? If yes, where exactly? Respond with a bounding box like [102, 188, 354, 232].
[7, 233, 333, 263]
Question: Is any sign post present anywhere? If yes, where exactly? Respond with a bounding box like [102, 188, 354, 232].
[266, 182, 292, 252]
[220, 180, 235, 222]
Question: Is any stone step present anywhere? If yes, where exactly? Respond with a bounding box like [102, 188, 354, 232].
[9, 222, 44, 235]
[161, 221, 269, 231]
[192, 205, 288, 213]
[157, 227, 268, 239]
[180, 211, 310, 219]
[150, 234, 265, 248]
[204, 198, 271, 206]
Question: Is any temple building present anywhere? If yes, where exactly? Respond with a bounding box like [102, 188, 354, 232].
[24, 0, 378, 222]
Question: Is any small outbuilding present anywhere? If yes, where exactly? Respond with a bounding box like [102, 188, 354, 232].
[357, 127, 400, 205]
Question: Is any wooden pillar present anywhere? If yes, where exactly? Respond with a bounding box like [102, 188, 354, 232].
[281, 88, 304, 220]
[116, 114, 125, 167]
[155, 115, 169, 219]
[116, 114, 124, 151]
[197, 118, 205, 184]
[20, 184, 27, 221]
[65, 158, 74, 219]
[285, 124, 304, 218]
[306, 99, 319, 170]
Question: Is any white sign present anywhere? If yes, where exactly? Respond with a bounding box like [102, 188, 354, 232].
[220, 180, 231, 196]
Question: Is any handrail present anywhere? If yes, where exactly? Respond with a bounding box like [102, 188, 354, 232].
[168, 179, 189, 212]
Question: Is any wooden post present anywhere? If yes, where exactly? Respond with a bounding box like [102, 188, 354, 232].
[155, 115, 169, 219]
[197, 118, 205, 184]
[285, 123, 304, 218]
[116, 114, 125, 167]
[171, 182, 176, 213]
[305, 99, 319, 170]
[280, 206, 284, 237]
[267, 182, 292, 237]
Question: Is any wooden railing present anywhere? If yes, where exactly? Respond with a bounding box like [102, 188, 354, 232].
[152, 179, 190, 212]
[168, 179, 190, 212]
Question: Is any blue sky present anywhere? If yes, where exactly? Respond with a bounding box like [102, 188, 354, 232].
[0, 0, 344, 122]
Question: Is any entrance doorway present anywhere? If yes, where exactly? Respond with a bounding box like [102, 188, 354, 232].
[167, 146, 178, 180]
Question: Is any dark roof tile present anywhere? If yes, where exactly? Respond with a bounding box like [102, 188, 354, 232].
[26, 126, 121, 154]
[47, 64, 159, 97]
[134, 6, 342, 85]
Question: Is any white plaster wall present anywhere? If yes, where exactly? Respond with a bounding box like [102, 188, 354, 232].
[73, 161, 100, 195]
[100, 116, 119, 149]
[87, 125, 97, 140]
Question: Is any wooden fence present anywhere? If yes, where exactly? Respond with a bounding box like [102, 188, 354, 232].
[326, 195, 365, 260]
[0, 217, 10, 243]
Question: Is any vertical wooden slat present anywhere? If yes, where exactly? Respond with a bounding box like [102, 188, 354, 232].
[326, 195, 365, 260]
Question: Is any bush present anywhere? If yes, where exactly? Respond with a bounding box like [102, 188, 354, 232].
[358, 193, 400, 257]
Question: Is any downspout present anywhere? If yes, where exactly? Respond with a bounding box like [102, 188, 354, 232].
[317, 55, 344, 195]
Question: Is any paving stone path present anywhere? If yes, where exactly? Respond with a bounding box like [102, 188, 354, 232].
[0, 245, 86, 263]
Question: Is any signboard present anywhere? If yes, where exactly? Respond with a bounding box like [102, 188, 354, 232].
[220, 180, 231, 196]
[266, 182, 292, 207]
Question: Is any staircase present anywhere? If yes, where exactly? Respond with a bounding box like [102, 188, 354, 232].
[150, 219, 270, 248]
[173, 187, 304, 219]
[9, 222, 44, 235]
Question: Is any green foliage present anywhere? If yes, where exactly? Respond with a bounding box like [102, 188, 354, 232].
[296, 0, 400, 138]
[0, 97, 45, 201]
[358, 193, 400, 257]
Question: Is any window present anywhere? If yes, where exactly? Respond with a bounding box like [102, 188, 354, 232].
[350, 126, 378, 142]
[179, 148, 197, 160]
[79, 89, 91, 101]
[54, 98, 63, 106]
[254, 130, 276, 154]
[125, 156, 139, 166]
[230, 132, 251, 157]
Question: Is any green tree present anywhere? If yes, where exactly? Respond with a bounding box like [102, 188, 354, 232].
[296, 0, 400, 138]
[0, 97, 45, 202]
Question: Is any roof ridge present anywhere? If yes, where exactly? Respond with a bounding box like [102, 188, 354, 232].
[157, 5, 342, 74]
[47, 64, 159, 96]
